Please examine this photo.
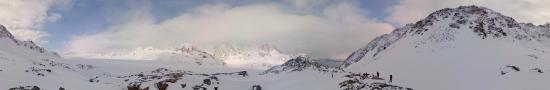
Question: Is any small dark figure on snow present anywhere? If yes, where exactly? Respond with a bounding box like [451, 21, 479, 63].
[389, 75, 393, 83]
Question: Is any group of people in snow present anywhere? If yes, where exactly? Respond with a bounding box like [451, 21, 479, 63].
[343, 71, 393, 83]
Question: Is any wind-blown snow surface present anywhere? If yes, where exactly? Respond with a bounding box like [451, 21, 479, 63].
[342, 5, 550, 90]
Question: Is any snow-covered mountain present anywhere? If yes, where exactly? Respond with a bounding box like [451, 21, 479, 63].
[341, 5, 550, 90]
[213, 43, 298, 69]
[0, 23, 408, 90]
[0, 25, 60, 59]
[0, 24, 276, 90]
[72, 44, 225, 66]
[259, 55, 343, 75]
[157, 44, 225, 66]
[0, 25, 93, 89]
[66, 43, 295, 69]
[5, 5, 550, 90]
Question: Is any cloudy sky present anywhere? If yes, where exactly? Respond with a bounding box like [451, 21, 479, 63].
[2, 0, 550, 59]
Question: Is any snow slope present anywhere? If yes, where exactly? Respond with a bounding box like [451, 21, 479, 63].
[0, 25, 101, 89]
[342, 5, 550, 90]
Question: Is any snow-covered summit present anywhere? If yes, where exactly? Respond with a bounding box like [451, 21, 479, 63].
[0, 25, 59, 58]
[341, 5, 550, 68]
[0, 25, 17, 42]
[159, 44, 225, 66]
[260, 55, 343, 75]
[414, 5, 518, 37]
[340, 5, 550, 90]
[64, 42, 295, 69]
[213, 43, 281, 58]
[77, 44, 226, 66]
[213, 43, 297, 70]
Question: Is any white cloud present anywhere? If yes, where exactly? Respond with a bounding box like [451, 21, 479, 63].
[387, 0, 550, 25]
[8, 30, 49, 43]
[0, 0, 71, 43]
[287, 0, 330, 12]
[61, 1, 394, 59]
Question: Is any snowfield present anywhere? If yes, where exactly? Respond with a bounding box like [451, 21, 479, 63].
[2, 5, 550, 90]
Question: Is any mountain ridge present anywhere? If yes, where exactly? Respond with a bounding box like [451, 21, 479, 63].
[341, 5, 550, 68]
[0, 25, 60, 58]
[339, 5, 550, 90]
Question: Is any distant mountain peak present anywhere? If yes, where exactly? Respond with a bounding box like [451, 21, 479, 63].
[260, 55, 343, 75]
[171, 43, 208, 55]
[0, 25, 17, 42]
[256, 43, 280, 52]
[0, 24, 59, 58]
[408, 5, 520, 38]
[213, 43, 297, 69]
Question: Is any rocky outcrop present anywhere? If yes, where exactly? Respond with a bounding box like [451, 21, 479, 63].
[260, 56, 343, 75]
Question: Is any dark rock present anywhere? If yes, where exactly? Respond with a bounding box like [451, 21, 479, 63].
[181, 84, 187, 88]
[127, 83, 149, 90]
[203, 79, 212, 85]
[252, 85, 262, 90]
[155, 81, 169, 90]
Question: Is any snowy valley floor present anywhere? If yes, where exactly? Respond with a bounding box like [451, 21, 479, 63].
[1, 57, 410, 90]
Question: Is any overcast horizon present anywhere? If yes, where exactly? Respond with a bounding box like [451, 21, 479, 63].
[3, 0, 550, 59]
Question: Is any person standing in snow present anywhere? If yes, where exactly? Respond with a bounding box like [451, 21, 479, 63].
[389, 75, 393, 83]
